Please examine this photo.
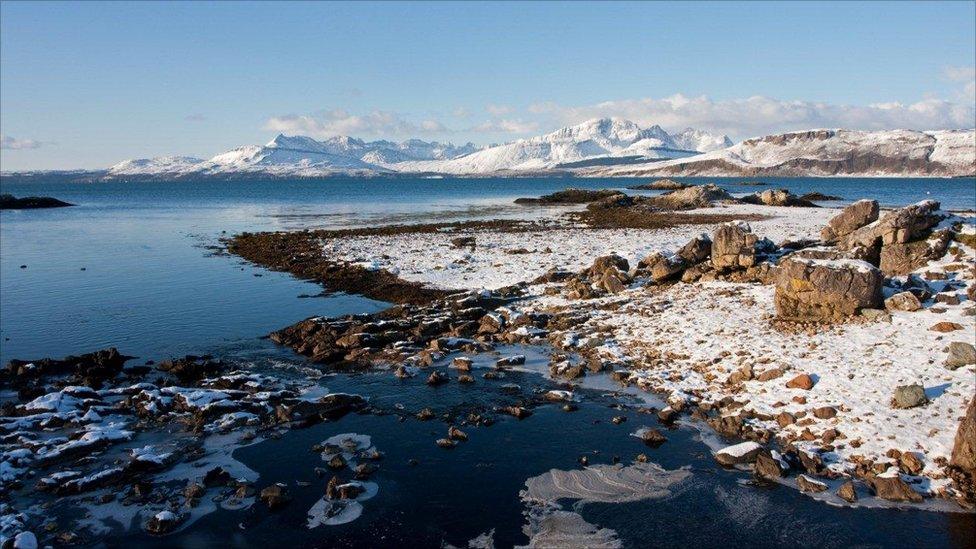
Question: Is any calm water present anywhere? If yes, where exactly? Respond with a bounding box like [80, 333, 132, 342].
[2, 176, 975, 547]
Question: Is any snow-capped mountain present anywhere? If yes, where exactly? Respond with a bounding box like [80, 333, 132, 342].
[104, 118, 731, 179]
[392, 118, 727, 174]
[588, 128, 976, 178]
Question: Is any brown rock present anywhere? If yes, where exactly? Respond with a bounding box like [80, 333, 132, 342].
[869, 475, 923, 503]
[786, 374, 815, 391]
[757, 368, 784, 382]
[821, 199, 879, 243]
[899, 452, 924, 475]
[776, 411, 796, 427]
[813, 406, 837, 420]
[797, 474, 828, 493]
[950, 398, 976, 480]
[754, 451, 785, 479]
[836, 480, 858, 503]
[712, 221, 759, 271]
[259, 484, 290, 510]
[930, 322, 964, 332]
[774, 257, 883, 321]
[884, 291, 922, 312]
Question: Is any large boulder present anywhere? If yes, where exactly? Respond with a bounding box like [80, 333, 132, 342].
[821, 199, 879, 243]
[774, 257, 883, 321]
[677, 234, 712, 265]
[878, 229, 952, 275]
[636, 252, 684, 283]
[841, 200, 945, 250]
[950, 398, 976, 503]
[648, 184, 733, 210]
[712, 222, 759, 271]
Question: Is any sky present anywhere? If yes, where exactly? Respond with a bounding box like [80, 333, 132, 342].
[1, 1, 974, 170]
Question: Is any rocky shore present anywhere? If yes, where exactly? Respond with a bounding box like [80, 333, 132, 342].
[223, 186, 976, 508]
[2, 183, 974, 545]
[0, 194, 73, 210]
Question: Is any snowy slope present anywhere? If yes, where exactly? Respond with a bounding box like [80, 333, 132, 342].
[590, 128, 976, 177]
[391, 118, 725, 174]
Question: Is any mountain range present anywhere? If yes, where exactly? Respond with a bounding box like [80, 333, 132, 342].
[5, 118, 974, 180]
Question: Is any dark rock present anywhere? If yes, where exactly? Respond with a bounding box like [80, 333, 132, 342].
[0, 194, 74, 210]
[259, 484, 291, 509]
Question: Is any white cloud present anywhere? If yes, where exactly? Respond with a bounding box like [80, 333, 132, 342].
[452, 107, 471, 118]
[0, 135, 42, 150]
[485, 103, 515, 116]
[943, 65, 976, 102]
[531, 93, 975, 140]
[470, 118, 538, 134]
[264, 109, 450, 138]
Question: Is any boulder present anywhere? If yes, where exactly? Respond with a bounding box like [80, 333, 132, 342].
[869, 475, 922, 503]
[841, 200, 945, 250]
[714, 441, 763, 466]
[639, 178, 687, 190]
[145, 511, 183, 535]
[677, 234, 712, 265]
[774, 257, 883, 321]
[878, 230, 952, 275]
[754, 451, 786, 479]
[740, 188, 817, 208]
[821, 199, 879, 243]
[712, 222, 759, 271]
[786, 374, 815, 390]
[259, 484, 290, 509]
[951, 398, 976, 475]
[890, 384, 927, 409]
[837, 480, 858, 503]
[884, 291, 922, 312]
[587, 254, 630, 278]
[945, 342, 976, 370]
[649, 184, 733, 210]
[796, 474, 828, 493]
[637, 252, 685, 283]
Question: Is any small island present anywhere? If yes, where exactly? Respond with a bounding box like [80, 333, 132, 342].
[0, 194, 74, 210]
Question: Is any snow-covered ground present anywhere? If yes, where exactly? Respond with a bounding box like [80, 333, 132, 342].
[324, 204, 836, 291]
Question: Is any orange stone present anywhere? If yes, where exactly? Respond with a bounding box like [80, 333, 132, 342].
[786, 373, 815, 390]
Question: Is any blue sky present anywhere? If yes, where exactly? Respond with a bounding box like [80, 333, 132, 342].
[1, 1, 974, 170]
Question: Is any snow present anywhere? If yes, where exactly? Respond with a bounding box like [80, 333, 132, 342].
[716, 441, 763, 459]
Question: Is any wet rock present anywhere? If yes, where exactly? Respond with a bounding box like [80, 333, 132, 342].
[754, 451, 785, 479]
[157, 354, 225, 382]
[711, 221, 758, 271]
[714, 441, 763, 466]
[457, 374, 474, 384]
[774, 257, 883, 321]
[448, 425, 468, 441]
[184, 482, 205, 503]
[821, 199, 879, 243]
[327, 454, 347, 470]
[884, 291, 922, 312]
[890, 384, 927, 409]
[4, 347, 132, 385]
[203, 466, 231, 487]
[1, 194, 74, 210]
[786, 374, 815, 391]
[797, 474, 828, 493]
[275, 393, 366, 425]
[638, 428, 667, 446]
[145, 510, 183, 535]
[657, 407, 678, 424]
[945, 342, 976, 370]
[451, 357, 473, 371]
[503, 406, 532, 419]
[426, 371, 449, 386]
[837, 480, 858, 503]
[869, 475, 923, 503]
[259, 484, 291, 510]
[611, 415, 627, 425]
[496, 355, 526, 368]
[435, 438, 456, 449]
[416, 407, 435, 420]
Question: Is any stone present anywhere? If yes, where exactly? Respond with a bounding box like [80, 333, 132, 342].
[869, 475, 923, 503]
[929, 322, 964, 333]
[450, 236, 476, 249]
[754, 451, 785, 479]
[145, 511, 183, 535]
[714, 441, 763, 466]
[813, 406, 837, 419]
[435, 438, 456, 449]
[878, 230, 952, 276]
[649, 184, 733, 209]
[259, 484, 290, 509]
[451, 357, 473, 371]
[740, 188, 817, 208]
[637, 251, 685, 283]
[860, 308, 890, 322]
[945, 342, 976, 370]
[786, 374, 815, 391]
[587, 254, 630, 279]
[712, 222, 758, 271]
[950, 398, 976, 478]
[426, 371, 449, 386]
[776, 412, 796, 427]
[884, 291, 922, 312]
[842, 199, 944, 250]
[638, 428, 667, 446]
[677, 234, 712, 265]
[890, 384, 927, 409]
[774, 257, 883, 321]
[899, 452, 924, 475]
[757, 368, 784, 382]
[821, 199, 879, 243]
[796, 474, 828, 493]
[836, 480, 858, 503]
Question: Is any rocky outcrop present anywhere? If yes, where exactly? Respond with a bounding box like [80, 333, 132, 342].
[4, 347, 132, 386]
[739, 188, 817, 208]
[821, 199, 879, 243]
[628, 178, 688, 190]
[950, 398, 976, 503]
[774, 257, 883, 321]
[0, 194, 74, 210]
[839, 200, 948, 275]
[647, 184, 733, 210]
[514, 188, 622, 205]
[712, 222, 758, 271]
